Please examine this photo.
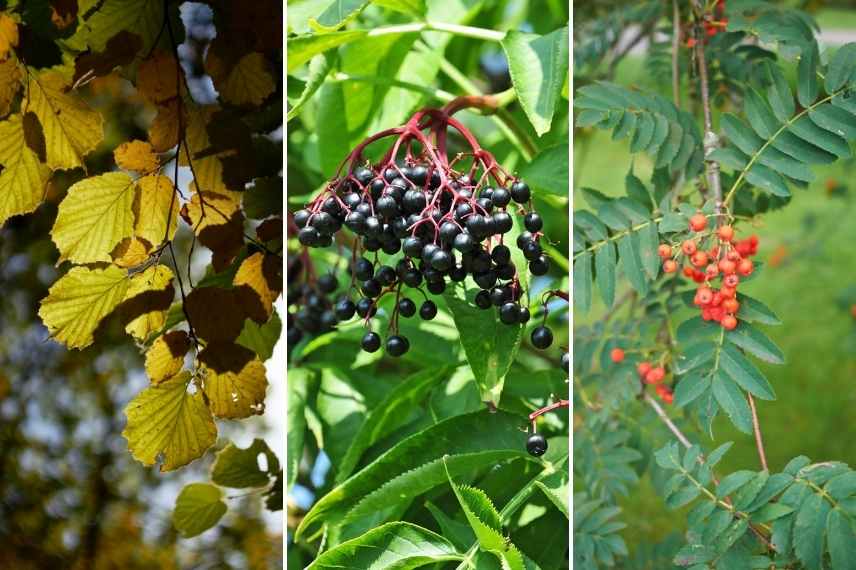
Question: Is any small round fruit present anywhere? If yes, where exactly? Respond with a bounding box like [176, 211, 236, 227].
[637, 361, 652, 377]
[610, 348, 625, 363]
[691, 251, 709, 268]
[663, 259, 678, 273]
[524, 212, 543, 232]
[334, 298, 356, 321]
[658, 244, 672, 259]
[526, 433, 548, 457]
[386, 335, 410, 357]
[737, 259, 754, 276]
[531, 326, 553, 349]
[361, 332, 381, 353]
[681, 240, 697, 256]
[420, 300, 438, 320]
[511, 181, 531, 203]
[475, 290, 492, 309]
[398, 298, 416, 317]
[718, 225, 734, 242]
[499, 302, 519, 325]
[689, 213, 708, 232]
[318, 274, 338, 293]
[722, 315, 738, 330]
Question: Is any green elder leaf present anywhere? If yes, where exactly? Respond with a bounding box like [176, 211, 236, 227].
[287, 53, 334, 122]
[212, 438, 280, 489]
[825, 43, 856, 94]
[335, 366, 453, 483]
[827, 509, 856, 570]
[308, 522, 462, 569]
[123, 372, 217, 472]
[535, 465, 570, 519]
[0, 113, 51, 226]
[287, 368, 311, 489]
[594, 244, 614, 308]
[172, 483, 227, 538]
[502, 27, 569, 136]
[719, 344, 776, 400]
[726, 323, 785, 364]
[287, 30, 367, 73]
[39, 265, 130, 350]
[712, 370, 753, 434]
[295, 410, 532, 542]
[443, 288, 522, 406]
[519, 141, 568, 195]
[51, 172, 137, 264]
[310, 0, 369, 32]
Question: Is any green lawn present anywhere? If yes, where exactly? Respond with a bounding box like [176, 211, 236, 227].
[575, 54, 856, 551]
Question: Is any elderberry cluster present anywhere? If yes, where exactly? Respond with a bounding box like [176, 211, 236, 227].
[285, 255, 341, 353]
[292, 161, 555, 357]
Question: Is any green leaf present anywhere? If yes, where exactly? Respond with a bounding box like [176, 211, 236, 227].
[519, 141, 568, 195]
[722, 113, 762, 155]
[638, 220, 660, 281]
[295, 410, 531, 541]
[287, 368, 311, 489]
[374, 0, 426, 16]
[237, 312, 282, 361]
[825, 43, 856, 93]
[617, 231, 648, 296]
[827, 509, 856, 570]
[502, 27, 569, 136]
[310, 0, 369, 32]
[719, 344, 776, 400]
[736, 294, 781, 326]
[746, 164, 790, 197]
[764, 62, 795, 123]
[287, 53, 334, 122]
[810, 103, 856, 140]
[307, 522, 463, 569]
[335, 366, 453, 483]
[212, 439, 280, 489]
[794, 493, 830, 570]
[574, 251, 593, 313]
[287, 31, 367, 72]
[444, 288, 522, 406]
[535, 465, 570, 519]
[797, 42, 819, 107]
[745, 88, 780, 139]
[751, 503, 794, 523]
[594, 244, 614, 308]
[172, 483, 227, 538]
[726, 323, 785, 364]
[716, 470, 756, 499]
[712, 371, 753, 434]
[425, 501, 476, 551]
[674, 372, 711, 407]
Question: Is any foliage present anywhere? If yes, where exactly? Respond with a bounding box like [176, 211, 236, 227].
[574, 1, 856, 568]
[287, 1, 569, 568]
[0, 0, 283, 554]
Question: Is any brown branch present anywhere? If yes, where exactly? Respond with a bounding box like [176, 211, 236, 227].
[691, 2, 722, 213]
[672, 0, 681, 108]
[747, 394, 769, 472]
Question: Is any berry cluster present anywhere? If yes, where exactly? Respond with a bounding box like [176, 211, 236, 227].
[659, 213, 758, 331]
[290, 101, 558, 356]
[685, 0, 727, 47]
[286, 254, 341, 351]
[637, 361, 673, 404]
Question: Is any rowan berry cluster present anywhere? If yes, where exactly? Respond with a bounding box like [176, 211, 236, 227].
[685, 0, 727, 47]
[658, 213, 758, 331]
[289, 102, 557, 357]
[637, 361, 673, 404]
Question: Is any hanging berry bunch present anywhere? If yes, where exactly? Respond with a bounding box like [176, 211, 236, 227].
[658, 213, 758, 331]
[290, 97, 557, 357]
[285, 249, 342, 355]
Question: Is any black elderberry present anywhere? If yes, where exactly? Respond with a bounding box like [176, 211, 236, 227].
[369, 178, 385, 199]
[420, 300, 438, 320]
[499, 302, 519, 325]
[344, 192, 362, 209]
[522, 241, 542, 261]
[422, 243, 441, 261]
[476, 197, 493, 213]
[354, 258, 374, 281]
[474, 270, 497, 289]
[426, 280, 446, 294]
[398, 298, 416, 317]
[529, 255, 550, 276]
[312, 212, 336, 235]
[517, 231, 534, 249]
[298, 226, 319, 246]
[491, 187, 511, 207]
[376, 195, 399, 219]
[453, 232, 475, 253]
[287, 326, 303, 346]
[361, 279, 382, 298]
[429, 169, 441, 189]
[318, 234, 334, 247]
[386, 335, 410, 357]
[383, 167, 399, 182]
[361, 331, 381, 352]
[318, 274, 338, 294]
[376, 265, 397, 286]
[345, 211, 366, 233]
[334, 298, 356, 321]
[403, 189, 427, 214]
[496, 263, 516, 280]
[364, 216, 382, 239]
[430, 249, 454, 271]
[475, 289, 492, 309]
[356, 297, 376, 318]
[454, 202, 473, 221]
[355, 202, 373, 217]
[490, 287, 509, 306]
[402, 268, 423, 287]
[511, 181, 530, 203]
[480, 186, 494, 200]
[410, 165, 428, 186]
[493, 211, 513, 234]
[524, 212, 543, 232]
[403, 237, 424, 258]
[392, 217, 410, 238]
[518, 306, 531, 323]
[491, 245, 511, 265]
[449, 265, 467, 282]
[439, 221, 461, 244]
[471, 251, 492, 273]
[320, 311, 338, 330]
[531, 326, 553, 349]
[466, 214, 488, 238]
[354, 167, 374, 185]
[321, 196, 341, 216]
[526, 433, 547, 457]
[293, 209, 311, 228]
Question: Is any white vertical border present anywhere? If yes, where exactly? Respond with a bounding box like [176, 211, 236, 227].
[282, 2, 289, 568]
[567, 1, 575, 567]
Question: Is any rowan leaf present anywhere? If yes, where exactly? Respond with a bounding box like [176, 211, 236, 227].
[207, 51, 275, 107]
[173, 483, 227, 538]
[39, 266, 130, 349]
[145, 330, 191, 384]
[123, 371, 217, 471]
[199, 343, 267, 419]
[51, 172, 137, 264]
[25, 71, 104, 171]
[0, 113, 51, 226]
[114, 139, 159, 173]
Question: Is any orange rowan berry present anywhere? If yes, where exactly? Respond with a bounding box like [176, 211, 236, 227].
[723, 298, 740, 314]
[681, 240, 697, 255]
[723, 274, 740, 288]
[696, 286, 713, 305]
[663, 259, 678, 273]
[692, 270, 706, 283]
[645, 366, 665, 384]
[720, 285, 736, 299]
[610, 348, 625, 363]
[851, 305, 856, 319]
[718, 259, 736, 275]
[683, 267, 695, 278]
[658, 244, 673, 259]
[689, 213, 708, 232]
[737, 258, 754, 276]
[691, 251, 709, 268]
[718, 225, 734, 242]
[722, 315, 738, 330]
[705, 264, 719, 279]
[727, 250, 741, 262]
[637, 361, 652, 377]
[662, 391, 674, 404]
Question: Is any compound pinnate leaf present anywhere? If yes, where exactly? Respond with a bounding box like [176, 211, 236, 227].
[25, 71, 104, 171]
[114, 139, 159, 172]
[199, 343, 267, 419]
[172, 483, 227, 538]
[135, 174, 178, 247]
[501, 27, 569, 136]
[211, 438, 280, 489]
[145, 330, 191, 384]
[39, 265, 130, 349]
[123, 372, 217, 471]
[0, 113, 50, 226]
[206, 51, 275, 107]
[443, 287, 522, 407]
[51, 172, 136, 264]
[307, 522, 463, 569]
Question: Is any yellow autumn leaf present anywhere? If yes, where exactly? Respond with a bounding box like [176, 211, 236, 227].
[207, 51, 275, 107]
[51, 171, 137, 264]
[0, 13, 18, 60]
[63, 0, 164, 54]
[184, 287, 246, 342]
[123, 264, 175, 341]
[123, 372, 217, 472]
[137, 50, 180, 103]
[26, 71, 104, 171]
[148, 98, 181, 152]
[38, 265, 130, 349]
[145, 330, 191, 384]
[0, 113, 51, 226]
[200, 343, 267, 419]
[179, 104, 241, 199]
[111, 237, 152, 268]
[114, 139, 159, 172]
[234, 252, 281, 323]
[0, 57, 21, 117]
[135, 174, 177, 247]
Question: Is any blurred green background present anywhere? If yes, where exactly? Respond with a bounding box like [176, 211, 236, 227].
[574, 17, 856, 551]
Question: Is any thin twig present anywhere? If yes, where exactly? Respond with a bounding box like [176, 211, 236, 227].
[672, 0, 681, 108]
[644, 393, 692, 447]
[691, 2, 722, 213]
[747, 394, 769, 472]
